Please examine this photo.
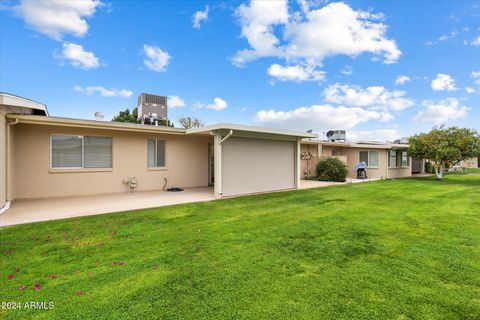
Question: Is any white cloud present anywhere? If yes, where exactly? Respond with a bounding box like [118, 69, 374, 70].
[413, 98, 468, 124]
[394, 75, 410, 85]
[431, 73, 457, 91]
[254, 104, 392, 131]
[471, 71, 480, 85]
[471, 36, 480, 46]
[207, 98, 228, 110]
[143, 45, 171, 72]
[14, 0, 102, 40]
[340, 65, 353, 76]
[348, 129, 402, 143]
[167, 95, 186, 108]
[56, 43, 100, 69]
[466, 87, 475, 94]
[74, 85, 132, 97]
[196, 98, 228, 111]
[267, 63, 325, 82]
[233, 1, 401, 73]
[425, 29, 459, 46]
[192, 6, 209, 29]
[324, 83, 414, 111]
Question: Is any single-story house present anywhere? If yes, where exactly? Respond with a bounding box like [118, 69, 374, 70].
[300, 140, 420, 179]
[0, 93, 316, 213]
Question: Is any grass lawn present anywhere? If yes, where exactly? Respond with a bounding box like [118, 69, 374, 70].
[1, 170, 480, 319]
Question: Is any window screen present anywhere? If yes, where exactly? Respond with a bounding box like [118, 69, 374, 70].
[389, 151, 397, 168]
[51, 135, 112, 169]
[51, 135, 83, 168]
[84, 136, 112, 168]
[401, 151, 409, 167]
[148, 139, 166, 167]
[369, 151, 379, 167]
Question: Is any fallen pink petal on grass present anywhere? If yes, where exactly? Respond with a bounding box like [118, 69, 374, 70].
[7, 274, 14, 280]
[19, 285, 27, 290]
[34, 283, 41, 291]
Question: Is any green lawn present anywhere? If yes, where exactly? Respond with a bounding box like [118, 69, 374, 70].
[1, 171, 480, 320]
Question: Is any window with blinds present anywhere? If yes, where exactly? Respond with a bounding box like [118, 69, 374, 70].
[51, 135, 112, 169]
[401, 151, 409, 167]
[388, 150, 397, 168]
[147, 139, 166, 167]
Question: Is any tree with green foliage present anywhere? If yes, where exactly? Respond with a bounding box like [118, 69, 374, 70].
[408, 126, 480, 180]
[178, 115, 204, 129]
[112, 107, 138, 123]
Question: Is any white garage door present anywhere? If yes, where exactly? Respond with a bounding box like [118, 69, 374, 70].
[221, 137, 295, 196]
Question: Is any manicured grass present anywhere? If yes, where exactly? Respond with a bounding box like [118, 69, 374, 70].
[1, 171, 480, 319]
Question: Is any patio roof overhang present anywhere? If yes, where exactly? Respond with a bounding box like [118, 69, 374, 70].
[186, 123, 318, 139]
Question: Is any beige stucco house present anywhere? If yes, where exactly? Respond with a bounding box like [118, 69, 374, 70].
[0, 93, 316, 214]
[300, 140, 416, 180]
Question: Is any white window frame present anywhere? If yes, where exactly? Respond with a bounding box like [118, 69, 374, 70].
[50, 134, 113, 170]
[147, 138, 167, 169]
[359, 150, 379, 168]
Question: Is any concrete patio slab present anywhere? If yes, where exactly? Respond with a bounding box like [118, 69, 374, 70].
[0, 187, 214, 227]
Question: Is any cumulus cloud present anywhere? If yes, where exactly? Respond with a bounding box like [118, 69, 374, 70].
[431, 73, 457, 91]
[324, 83, 414, 111]
[56, 43, 100, 69]
[267, 64, 325, 82]
[425, 29, 459, 46]
[74, 85, 132, 97]
[167, 95, 186, 108]
[254, 104, 392, 131]
[233, 1, 401, 77]
[192, 6, 209, 29]
[143, 45, 171, 72]
[466, 87, 475, 94]
[196, 98, 228, 111]
[14, 0, 102, 40]
[394, 75, 410, 85]
[413, 98, 468, 124]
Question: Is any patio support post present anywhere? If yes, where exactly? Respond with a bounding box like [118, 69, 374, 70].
[213, 131, 222, 199]
[295, 138, 301, 189]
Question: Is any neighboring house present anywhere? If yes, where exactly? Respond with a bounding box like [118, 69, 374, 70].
[301, 140, 416, 179]
[458, 157, 479, 168]
[0, 93, 316, 213]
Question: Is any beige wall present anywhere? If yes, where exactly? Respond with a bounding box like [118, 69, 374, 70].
[13, 124, 212, 200]
[0, 108, 6, 207]
[221, 137, 295, 196]
[460, 158, 479, 168]
[302, 143, 412, 180]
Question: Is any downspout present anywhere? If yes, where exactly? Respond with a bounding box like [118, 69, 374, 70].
[385, 150, 389, 180]
[2, 118, 19, 214]
[219, 130, 233, 144]
[213, 130, 233, 199]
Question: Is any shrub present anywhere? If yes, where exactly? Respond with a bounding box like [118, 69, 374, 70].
[316, 157, 349, 182]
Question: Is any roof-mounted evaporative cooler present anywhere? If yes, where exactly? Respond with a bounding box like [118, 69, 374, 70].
[137, 93, 167, 126]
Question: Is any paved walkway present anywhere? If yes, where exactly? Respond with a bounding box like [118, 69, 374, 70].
[0, 187, 214, 227]
[0, 178, 377, 227]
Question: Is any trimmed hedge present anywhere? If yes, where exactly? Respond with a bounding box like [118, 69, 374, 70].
[316, 157, 349, 182]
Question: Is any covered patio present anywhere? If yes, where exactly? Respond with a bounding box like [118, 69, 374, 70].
[0, 187, 214, 227]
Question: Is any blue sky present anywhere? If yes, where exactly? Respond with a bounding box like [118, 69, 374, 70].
[1, 0, 479, 141]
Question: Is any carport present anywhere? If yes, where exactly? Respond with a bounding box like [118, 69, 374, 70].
[187, 124, 317, 198]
